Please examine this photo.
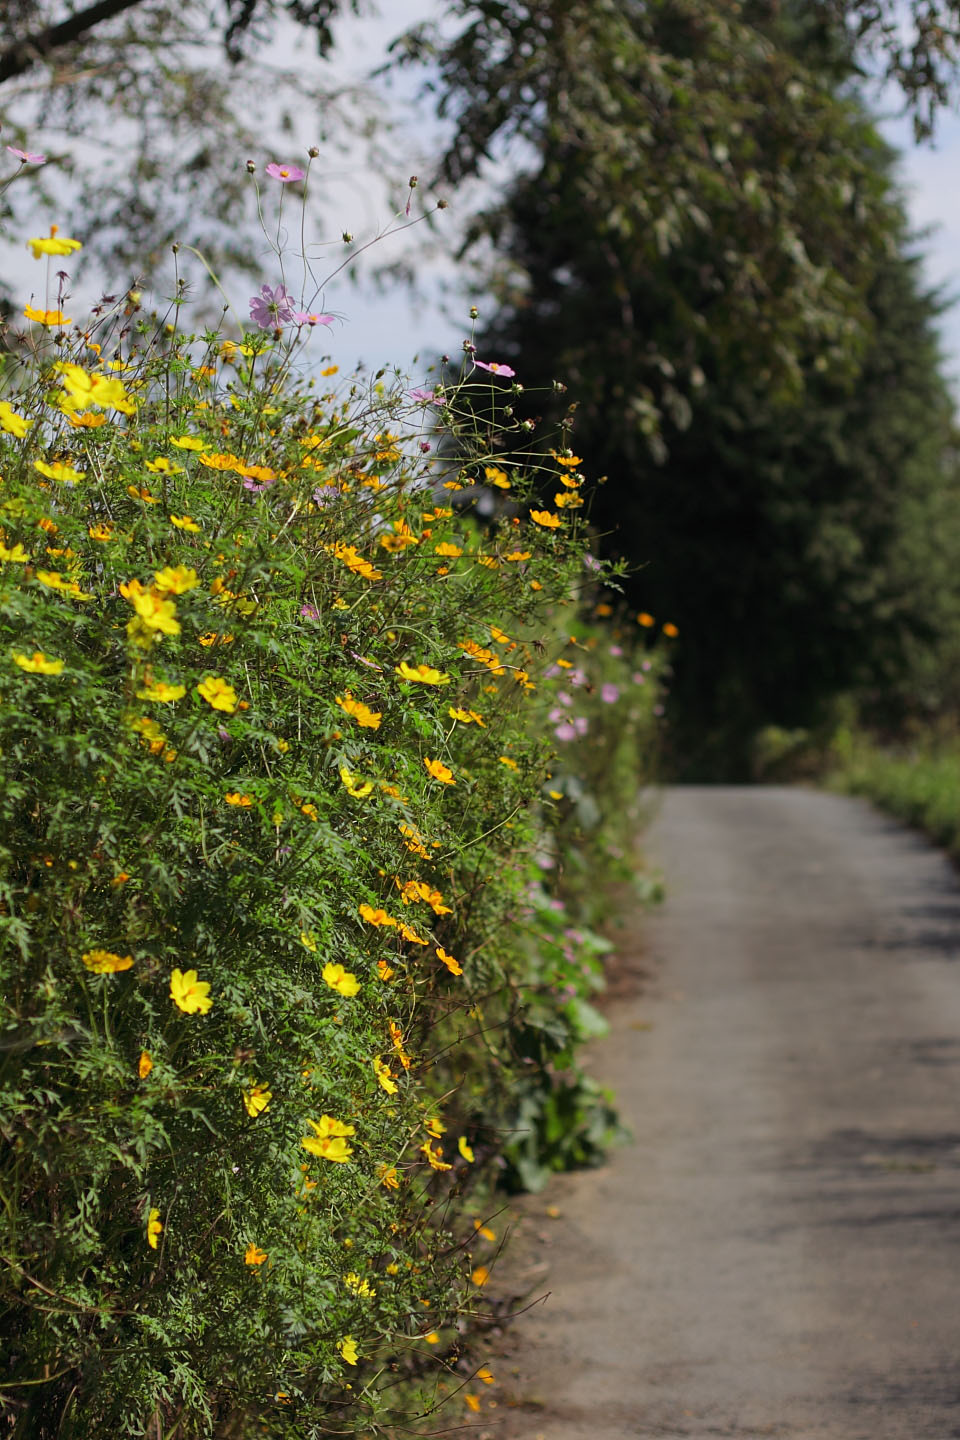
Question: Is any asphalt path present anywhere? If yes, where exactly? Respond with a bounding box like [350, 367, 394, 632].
[501, 786, 960, 1440]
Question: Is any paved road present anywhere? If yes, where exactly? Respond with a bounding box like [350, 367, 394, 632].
[501, 787, 960, 1440]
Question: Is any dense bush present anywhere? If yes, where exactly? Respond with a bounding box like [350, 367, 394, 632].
[0, 184, 662, 1436]
[830, 727, 960, 859]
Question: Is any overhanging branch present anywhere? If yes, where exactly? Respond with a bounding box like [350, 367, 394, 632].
[0, 0, 147, 85]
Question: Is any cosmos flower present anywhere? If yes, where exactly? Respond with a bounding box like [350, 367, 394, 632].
[473, 360, 516, 378]
[7, 145, 46, 164]
[265, 162, 306, 182]
[248, 283, 296, 330]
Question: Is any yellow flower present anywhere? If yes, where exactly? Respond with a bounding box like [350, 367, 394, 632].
[399, 922, 428, 946]
[224, 791, 253, 807]
[663, 621, 679, 637]
[55, 363, 134, 414]
[458, 1136, 475, 1163]
[136, 681, 186, 703]
[448, 706, 484, 726]
[33, 459, 85, 484]
[339, 765, 373, 798]
[0, 542, 29, 563]
[28, 225, 82, 258]
[553, 451, 583, 467]
[153, 564, 199, 595]
[484, 466, 511, 489]
[376, 959, 395, 981]
[170, 514, 201, 531]
[425, 1331, 440, 1344]
[130, 590, 181, 636]
[243, 1082, 272, 1118]
[197, 676, 238, 713]
[198, 450, 242, 471]
[169, 968, 212, 1015]
[82, 948, 133, 974]
[530, 509, 562, 529]
[128, 485, 160, 503]
[471, 1265, 490, 1287]
[504, 550, 532, 562]
[477, 1366, 495, 1385]
[337, 1336, 359, 1367]
[374, 1057, 398, 1094]
[423, 756, 455, 785]
[395, 661, 451, 685]
[323, 962, 360, 997]
[420, 1141, 452, 1172]
[88, 523, 115, 542]
[499, 755, 519, 771]
[474, 1221, 496, 1242]
[244, 1243, 268, 1266]
[344, 1272, 376, 1297]
[330, 541, 383, 581]
[144, 456, 184, 474]
[335, 693, 381, 729]
[637, 612, 655, 628]
[464, 1395, 481, 1413]
[434, 542, 463, 558]
[147, 1208, 162, 1249]
[300, 802, 319, 822]
[198, 631, 232, 647]
[378, 1165, 400, 1190]
[437, 947, 462, 976]
[24, 305, 70, 327]
[302, 1114, 355, 1163]
[0, 401, 31, 438]
[425, 1116, 445, 1138]
[66, 410, 107, 429]
[170, 434, 204, 450]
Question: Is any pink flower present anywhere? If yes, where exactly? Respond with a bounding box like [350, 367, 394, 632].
[409, 387, 441, 405]
[7, 146, 45, 165]
[601, 683, 620, 704]
[249, 283, 295, 329]
[293, 311, 334, 327]
[573, 716, 589, 736]
[300, 603, 319, 620]
[609, 645, 623, 657]
[474, 360, 516, 378]
[242, 476, 275, 492]
[554, 723, 576, 742]
[265, 162, 305, 183]
[632, 672, 646, 685]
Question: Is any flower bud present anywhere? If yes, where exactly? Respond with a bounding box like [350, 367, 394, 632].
[409, 175, 418, 188]
[342, 231, 353, 243]
[308, 146, 319, 158]
[246, 159, 256, 173]
[469, 305, 478, 320]
[436, 198, 448, 209]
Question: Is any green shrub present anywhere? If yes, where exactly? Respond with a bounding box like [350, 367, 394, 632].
[0, 195, 662, 1435]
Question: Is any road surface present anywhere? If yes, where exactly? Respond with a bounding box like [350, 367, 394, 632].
[499, 787, 960, 1440]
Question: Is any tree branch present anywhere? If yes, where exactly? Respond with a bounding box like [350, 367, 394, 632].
[0, 0, 147, 85]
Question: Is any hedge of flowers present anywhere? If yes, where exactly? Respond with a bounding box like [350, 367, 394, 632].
[0, 159, 663, 1439]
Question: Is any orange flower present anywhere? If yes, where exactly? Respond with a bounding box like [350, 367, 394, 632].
[437, 947, 462, 976]
[423, 756, 454, 785]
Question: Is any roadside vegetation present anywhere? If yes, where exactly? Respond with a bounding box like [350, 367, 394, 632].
[0, 158, 667, 1437]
